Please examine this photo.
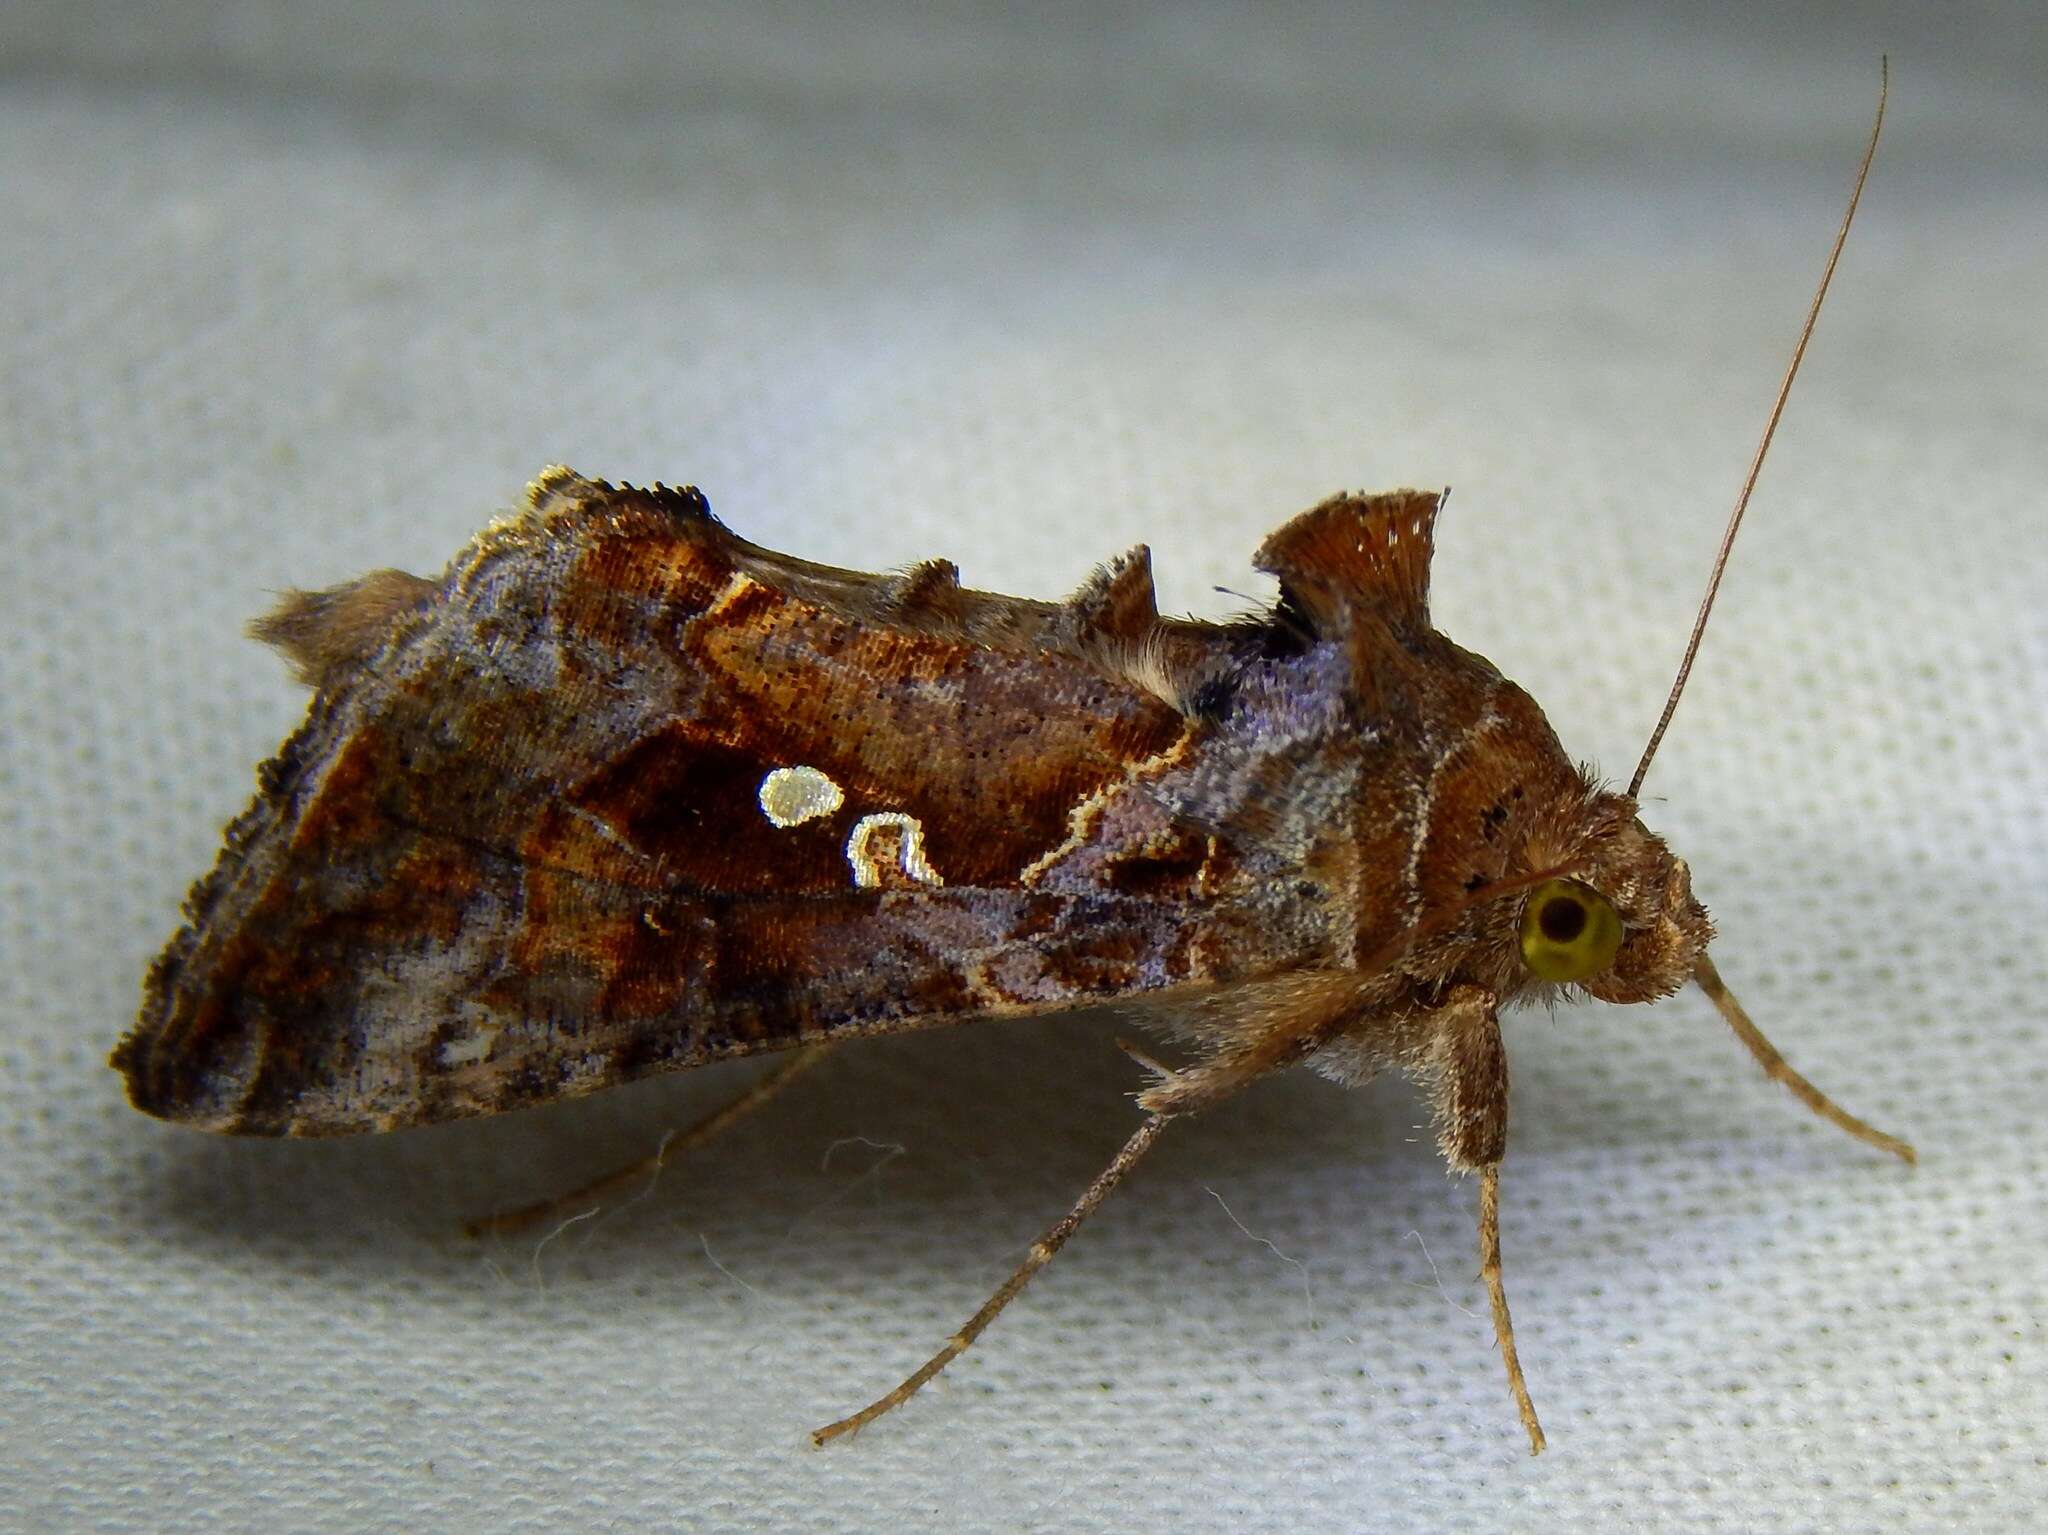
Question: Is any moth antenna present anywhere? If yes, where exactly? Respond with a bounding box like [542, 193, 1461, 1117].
[1216, 586, 1315, 647]
[1627, 58, 1887, 800]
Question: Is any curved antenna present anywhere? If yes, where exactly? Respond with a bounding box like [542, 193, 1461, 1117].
[1628, 59, 1888, 800]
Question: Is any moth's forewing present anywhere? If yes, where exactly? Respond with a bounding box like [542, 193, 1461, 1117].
[118, 473, 1308, 1135]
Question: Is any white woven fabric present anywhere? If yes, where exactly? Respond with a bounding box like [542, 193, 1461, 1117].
[4, 4, 2043, 1531]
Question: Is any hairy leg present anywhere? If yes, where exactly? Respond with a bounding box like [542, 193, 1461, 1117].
[1424, 987, 1545, 1452]
[813, 1112, 1171, 1444]
[1479, 1164, 1544, 1453]
[466, 1046, 829, 1239]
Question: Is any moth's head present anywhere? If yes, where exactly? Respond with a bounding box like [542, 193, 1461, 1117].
[1517, 806, 1713, 1004]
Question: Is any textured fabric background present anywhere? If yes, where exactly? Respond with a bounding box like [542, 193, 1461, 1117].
[3, 4, 2044, 1531]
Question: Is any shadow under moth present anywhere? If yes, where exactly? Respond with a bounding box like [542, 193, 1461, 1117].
[114, 72, 1908, 1452]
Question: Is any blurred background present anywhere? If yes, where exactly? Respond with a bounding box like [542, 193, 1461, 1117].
[4, 4, 2044, 1532]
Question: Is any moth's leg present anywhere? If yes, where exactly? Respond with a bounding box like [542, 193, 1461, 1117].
[1425, 987, 1546, 1454]
[1134, 970, 1373, 1117]
[1694, 955, 1916, 1163]
[813, 984, 1355, 1444]
[812, 1112, 1171, 1445]
[466, 1046, 829, 1239]
[1478, 1166, 1542, 1454]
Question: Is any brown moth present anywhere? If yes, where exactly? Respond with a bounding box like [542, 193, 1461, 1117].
[114, 71, 1906, 1452]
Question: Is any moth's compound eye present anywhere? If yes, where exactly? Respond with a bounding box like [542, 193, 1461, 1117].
[1519, 878, 1624, 982]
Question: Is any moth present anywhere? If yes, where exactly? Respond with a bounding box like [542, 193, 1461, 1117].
[115, 72, 1906, 1452]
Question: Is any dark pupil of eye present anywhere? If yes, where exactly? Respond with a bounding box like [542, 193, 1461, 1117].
[1539, 896, 1588, 944]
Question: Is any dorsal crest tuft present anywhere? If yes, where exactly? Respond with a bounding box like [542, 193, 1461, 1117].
[1254, 489, 1442, 637]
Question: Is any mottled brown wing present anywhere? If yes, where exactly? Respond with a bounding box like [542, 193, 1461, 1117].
[116, 469, 1319, 1135]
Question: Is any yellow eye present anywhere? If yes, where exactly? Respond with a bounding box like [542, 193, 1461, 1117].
[1519, 878, 1624, 982]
